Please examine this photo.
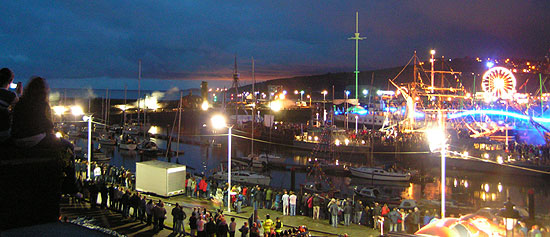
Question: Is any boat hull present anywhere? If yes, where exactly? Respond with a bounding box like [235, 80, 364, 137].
[119, 143, 137, 150]
[349, 168, 411, 181]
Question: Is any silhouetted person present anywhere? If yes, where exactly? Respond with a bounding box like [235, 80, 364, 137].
[0, 68, 19, 144]
[1, 77, 78, 230]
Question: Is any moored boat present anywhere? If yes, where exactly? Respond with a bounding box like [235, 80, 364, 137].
[349, 167, 411, 181]
[211, 170, 271, 186]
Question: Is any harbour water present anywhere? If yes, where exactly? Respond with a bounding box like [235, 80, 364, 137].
[74, 125, 550, 218]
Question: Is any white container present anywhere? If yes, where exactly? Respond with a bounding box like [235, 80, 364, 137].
[136, 160, 186, 197]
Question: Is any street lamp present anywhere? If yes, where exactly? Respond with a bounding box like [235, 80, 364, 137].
[83, 115, 92, 180]
[430, 49, 436, 93]
[345, 91, 350, 130]
[211, 114, 233, 213]
[300, 90, 304, 101]
[426, 123, 446, 218]
[322, 90, 328, 124]
[499, 197, 520, 237]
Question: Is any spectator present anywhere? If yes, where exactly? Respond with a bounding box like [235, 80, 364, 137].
[312, 194, 321, 220]
[328, 199, 339, 228]
[0, 68, 19, 144]
[229, 217, 237, 237]
[282, 191, 290, 216]
[263, 214, 273, 234]
[238, 222, 249, 237]
[197, 215, 206, 237]
[189, 212, 198, 237]
[274, 217, 283, 235]
[11, 77, 60, 148]
[146, 199, 154, 226]
[354, 200, 363, 225]
[172, 203, 183, 235]
[153, 200, 167, 231]
[289, 192, 297, 216]
[343, 201, 353, 226]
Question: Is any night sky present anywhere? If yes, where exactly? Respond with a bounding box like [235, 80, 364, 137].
[1, 0, 549, 90]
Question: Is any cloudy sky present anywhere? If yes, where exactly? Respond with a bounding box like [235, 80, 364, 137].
[1, 0, 548, 90]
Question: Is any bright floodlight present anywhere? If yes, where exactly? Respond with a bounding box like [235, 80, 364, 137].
[430, 49, 436, 55]
[426, 127, 445, 152]
[345, 90, 350, 96]
[294, 90, 299, 95]
[55, 132, 63, 138]
[201, 101, 209, 111]
[71, 106, 84, 116]
[270, 101, 282, 112]
[52, 106, 67, 116]
[322, 90, 328, 95]
[211, 115, 227, 130]
[362, 89, 368, 95]
[486, 61, 495, 68]
[82, 115, 91, 122]
[300, 90, 304, 95]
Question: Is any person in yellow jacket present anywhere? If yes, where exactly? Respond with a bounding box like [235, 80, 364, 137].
[274, 217, 283, 234]
[263, 214, 273, 234]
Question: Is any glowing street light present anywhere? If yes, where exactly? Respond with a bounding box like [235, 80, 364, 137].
[426, 123, 447, 218]
[201, 101, 209, 111]
[211, 114, 233, 213]
[430, 49, 436, 93]
[71, 105, 84, 117]
[53, 106, 67, 116]
[299, 90, 305, 101]
[322, 90, 328, 101]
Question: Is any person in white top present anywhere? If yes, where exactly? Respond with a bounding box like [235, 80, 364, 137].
[281, 191, 290, 216]
[289, 192, 297, 216]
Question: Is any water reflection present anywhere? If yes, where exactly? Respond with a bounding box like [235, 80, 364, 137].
[75, 126, 550, 217]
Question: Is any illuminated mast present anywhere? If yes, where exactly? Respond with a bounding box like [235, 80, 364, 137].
[348, 12, 365, 100]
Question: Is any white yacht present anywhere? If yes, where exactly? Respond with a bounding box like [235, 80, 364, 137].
[349, 167, 411, 181]
[211, 170, 271, 186]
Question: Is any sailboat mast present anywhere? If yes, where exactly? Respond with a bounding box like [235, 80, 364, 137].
[176, 91, 182, 157]
[348, 11, 365, 100]
[137, 60, 141, 127]
[251, 57, 255, 155]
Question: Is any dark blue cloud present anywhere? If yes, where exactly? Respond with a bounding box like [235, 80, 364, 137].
[1, 0, 548, 89]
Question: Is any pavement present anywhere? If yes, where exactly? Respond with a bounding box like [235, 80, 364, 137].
[60, 194, 381, 237]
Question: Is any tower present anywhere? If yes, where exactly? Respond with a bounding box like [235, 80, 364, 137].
[231, 56, 240, 101]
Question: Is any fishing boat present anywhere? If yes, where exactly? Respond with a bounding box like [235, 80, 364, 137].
[237, 153, 285, 168]
[97, 132, 116, 145]
[118, 133, 137, 150]
[349, 167, 411, 181]
[211, 170, 271, 186]
[138, 140, 159, 153]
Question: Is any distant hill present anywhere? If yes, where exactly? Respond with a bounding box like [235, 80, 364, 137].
[236, 57, 547, 99]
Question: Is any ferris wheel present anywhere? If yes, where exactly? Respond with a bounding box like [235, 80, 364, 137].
[481, 67, 516, 100]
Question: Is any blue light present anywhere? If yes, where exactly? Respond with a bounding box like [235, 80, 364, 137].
[345, 90, 350, 96]
[414, 112, 425, 118]
[355, 110, 368, 115]
[389, 107, 397, 112]
[448, 109, 550, 123]
[486, 61, 495, 68]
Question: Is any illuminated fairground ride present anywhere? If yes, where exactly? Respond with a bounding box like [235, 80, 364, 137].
[481, 67, 517, 100]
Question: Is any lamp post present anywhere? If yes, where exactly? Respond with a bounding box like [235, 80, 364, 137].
[322, 90, 328, 124]
[300, 90, 304, 101]
[426, 114, 446, 218]
[211, 115, 233, 213]
[430, 49, 436, 93]
[83, 115, 92, 180]
[345, 90, 350, 130]
[499, 197, 519, 237]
